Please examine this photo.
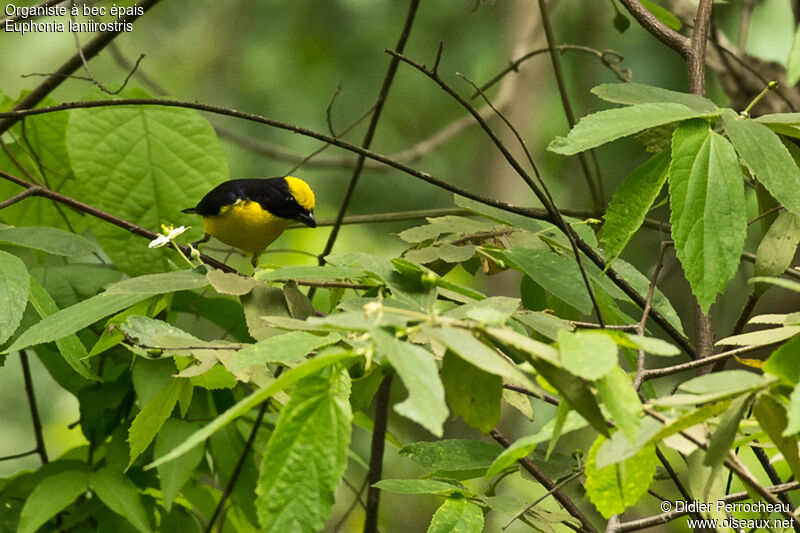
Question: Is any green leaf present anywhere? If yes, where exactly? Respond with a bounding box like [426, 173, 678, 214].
[241, 283, 291, 340]
[754, 212, 800, 295]
[601, 330, 680, 356]
[372, 328, 448, 437]
[426, 497, 484, 533]
[422, 325, 534, 389]
[704, 394, 752, 472]
[716, 325, 800, 347]
[67, 103, 227, 275]
[503, 247, 592, 314]
[256, 369, 351, 533]
[753, 394, 800, 480]
[105, 270, 209, 294]
[485, 411, 588, 478]
[601, 150, 671, 264]
[154, 419, 205, 511]
[547, 103, 715, 155]
[584, 435, 657, 518]
[0, 250, 29, 345]
[763, 334, 800, 384]
[206, 268, 257, 295]
[669, 119, 746, 312]
[788, 24, 800, 85]
[231, 331, 341, 368]
[401, 439, 502, 472]
[17, 469, 90, 533]
[90, 467, 153, 533]
[256, 265, 369, 282]
[0, 226, 99, 256]
[723, 109, 800, 219]
[640, 0, 682, 31]
[611, 259, 685, 335]
[128, 378, 191, 467]
[6, 283, 164, 353]
[147, 349, 355, 469]
[591, 84, 713, 111]
[680, 370, 769, 395]
[596, 366, 641, 443]
[558, 329, 617, 380]
[26, 276, 97, 380]
[785, 383, 800, 436]
[441, 350, 501, 433]
[374, 479, 465, 496]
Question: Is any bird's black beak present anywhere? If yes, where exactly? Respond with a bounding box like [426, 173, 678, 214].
[297, 211, 316, 228]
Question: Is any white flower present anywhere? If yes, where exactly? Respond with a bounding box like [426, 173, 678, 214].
[149, 225, 188, 248]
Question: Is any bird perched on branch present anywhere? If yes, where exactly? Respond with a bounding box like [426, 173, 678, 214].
[182, 176, 316, 267]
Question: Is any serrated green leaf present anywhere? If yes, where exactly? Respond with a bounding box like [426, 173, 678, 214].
[256, 369, 351, 533]
[754, 212, 800, 295]
[26, 276, 97, 380]
[763, 334, 800, 384]
[7, 289, 147, 354]
[422, 325, 534, 389]
[503, 247, 592, 314]
[753, 395, 800, 480]
[155, 419, 204, 511]
[128, 378, 191, 467]
[591, 83, 712, 111]
[372, 328, 448, 437]
[602, 150, 670, 264]
[398, 216, 496, 243]
[597, 366, 641, 443]
[547, 103, 715, 155]
[147, 349, 355, 470]
[723, 109, 800, 218]
[401, 439, 502, 472]
[67, 104, 227, 275]
[30, 263, 122, 308]
[374, 479, 465, 495]
[0, 250, 29, 344]
[17, 469, 90, 533]
[485, 411, 588, 479]
[0, 226, 99, 256]
[585, 435, 657, 518]
[558, 329, 617, 380]
[90, 468, 152, 533]
[669, 119, 746, 312]
[426, 497, 484, 533]
[231, 331, 341, 368]
[105, 270, 209, 294]
[441, 350, 501, 433]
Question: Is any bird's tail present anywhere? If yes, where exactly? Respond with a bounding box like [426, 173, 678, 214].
[181, 207, 197, 214]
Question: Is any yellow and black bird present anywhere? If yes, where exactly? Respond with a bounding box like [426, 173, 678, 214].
[182, 176, 316, 267]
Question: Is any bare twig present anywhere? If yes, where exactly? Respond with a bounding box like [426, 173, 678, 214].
[640, 343, 778, 381]
[617, 0, 689, 56]
[633, 242, 668, 390]
[20, 351, 48, 464]
[364, 376, 393, 533]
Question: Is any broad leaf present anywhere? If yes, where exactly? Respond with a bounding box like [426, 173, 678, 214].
[374, 479, 465, 496]
[763, 334, 800, 384]
[0, 250, 29, 345]
[602, 150, 671, 264]
[426, 497, 484, 533]
[231, 331, 341, 368]
[754, 211, 800, 295]
[669, 119, 746, 312]
[372, 328, 448, 437]
[256, 369, 351, 533]
[723, 109, 800, 218]
[596, 366, 641, 443]
[401, 439, 502, 473]
[548, 103, 715, 155]
[704, 394, 752, 473]
[591, 83, 714, 112]
[0, 226, 99, 257]
[753, 394, 800, 480]
[128, 378, 191, 467]
[17, 469, 90, 533]
[557, 330, 617, 380]
[441, 350, 501, 433]
[90, 468, 153, 533]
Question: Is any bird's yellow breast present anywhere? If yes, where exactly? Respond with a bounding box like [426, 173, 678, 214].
[202, 199, 290, 254]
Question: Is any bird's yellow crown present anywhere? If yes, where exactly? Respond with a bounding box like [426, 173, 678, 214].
[285, 176, 315, 212]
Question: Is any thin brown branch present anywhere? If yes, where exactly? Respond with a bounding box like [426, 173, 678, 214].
[490, 428, 597, 533]
[633, 242, 668, 390]
[618, 0, 689, 56]
[20, 350, 48, 464]
[640, 343, 777, 381]
[318, 0, 421, 268]
[364, 375, 393, 533]
[0, 0, 161, 134]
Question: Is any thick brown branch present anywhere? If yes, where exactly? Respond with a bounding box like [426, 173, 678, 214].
[618, 0, 689, 56]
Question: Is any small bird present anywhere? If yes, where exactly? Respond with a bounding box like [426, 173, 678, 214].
[182, 176, 316, 267]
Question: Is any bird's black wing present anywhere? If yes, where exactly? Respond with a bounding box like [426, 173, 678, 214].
[182, 177, 299, 218]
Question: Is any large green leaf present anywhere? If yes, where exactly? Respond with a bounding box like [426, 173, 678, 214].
[255, 369, 351, 533]
[66, 103, 227, 274]
[723, 109, 800, 218]
[154, 419, 205, 511]
[584, 435, 657, 518]
[17, 469, 90, 533]
[0, 250, 29, 345]
[372, 328, 448, 437]
[754, 211, 800, 295]
[753, 394, 800, 480]
[591, 83, 715, 112]
[90, 468, 153, 533]
[763, 334, 800, 384]
[231, 331, 341, 368]
[426, 497, 484, 533]
[0, 226, 99, 257]
[557, 329, 617, 380]
[374, 479, 465, 496]
[441, 350, 501, 433]
[401, 439, 502, 473]
[596, 366, 641, 443]
[547, 103, 715, 155]
[669, 119, 746, 312]
[601, 150, 670, 265]
[128, 378, 191, 467]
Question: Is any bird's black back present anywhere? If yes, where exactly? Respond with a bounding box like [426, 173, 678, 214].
[182, 177, 303, 219]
